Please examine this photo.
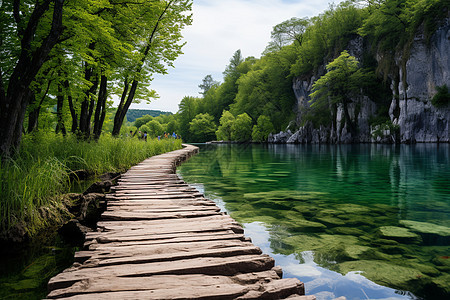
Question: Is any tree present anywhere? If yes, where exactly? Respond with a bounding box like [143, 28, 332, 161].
[231, 49, 296, 131]
[177, 96, 200, 140]
[189, 113, 217, 142]
[141, 120, 164, 138]
[264, 17, 309, 53]
[216, 111, 235, 141]
[134, 115, 154, 129]
[310, 50, 374, 136]
[112, 0, 193, 136]
[231, 113, 252, 142]
[252, 115, 274, 142]
[0, 0, 65, 158]
[198, 75, 218, 96]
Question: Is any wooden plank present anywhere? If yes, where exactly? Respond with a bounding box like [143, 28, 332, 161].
[84, 229, 241, 243]
[47, 270, 300, 299]
[101, 210, 221, 221]
[48, 254, 275, 290]
[105, 206, 220, 213]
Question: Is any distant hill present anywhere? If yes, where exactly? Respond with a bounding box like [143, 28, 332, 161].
[126, 109, 172, 123]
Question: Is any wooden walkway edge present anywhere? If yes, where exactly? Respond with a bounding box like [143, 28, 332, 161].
[46, 144, 314, 300]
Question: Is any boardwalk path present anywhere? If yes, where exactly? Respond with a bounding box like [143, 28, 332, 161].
[47, 144, 313, 299]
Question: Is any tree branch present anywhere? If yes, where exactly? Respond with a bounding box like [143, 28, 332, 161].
[13, 0, 23, 35]
[20, 0, 52, 51]
[0, 69, 5, 103]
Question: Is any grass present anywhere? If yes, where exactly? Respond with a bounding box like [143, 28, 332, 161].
[0, 132, 182, 238]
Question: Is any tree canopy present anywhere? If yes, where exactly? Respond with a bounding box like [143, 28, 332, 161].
[0, 0, 192, 157]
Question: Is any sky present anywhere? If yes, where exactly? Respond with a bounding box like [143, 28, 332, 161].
[128, 0, 342, 113]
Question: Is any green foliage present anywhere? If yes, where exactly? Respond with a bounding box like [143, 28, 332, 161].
[371, 121, 400, 141]
[189, 113, 217, 142]
[216, 111, 236, 141]
[252, 115, 275, 142]
[431, 85, 450, 108]
[231, 113, 253, 142]
[291, 2, 366, 76]
[0, 132, 181, 236]
[310, 51, 375, 108]
[198, 75, 219, 96]
[166, 119, 180, 135]
[126, 110, 172, 124]
[231, 48, 297, 131]
[264, 17, 310, 53]
[134, 115, 154, 129]
[140, 120, 165, 138]
[177, 96, 201, 141]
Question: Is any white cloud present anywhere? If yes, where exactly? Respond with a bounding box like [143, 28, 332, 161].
[130, 0, 341, 113]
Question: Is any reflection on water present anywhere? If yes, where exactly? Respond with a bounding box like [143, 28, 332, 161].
[178, 144, 450, 300]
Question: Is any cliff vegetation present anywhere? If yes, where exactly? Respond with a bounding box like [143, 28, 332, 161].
[162, 0, 449, 143]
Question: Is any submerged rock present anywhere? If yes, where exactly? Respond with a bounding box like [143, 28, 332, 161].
[400, 220, 450, 245]
[378, 226, 422, 244]
[338, 260, 426, 292]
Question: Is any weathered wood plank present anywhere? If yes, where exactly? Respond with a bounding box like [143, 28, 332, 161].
[48, 254, 275, 290]
[77, 246, 263, 269]
[47, 271, 302, 299]
[101, 209, 221, 221]
[84, 229, 241, 243]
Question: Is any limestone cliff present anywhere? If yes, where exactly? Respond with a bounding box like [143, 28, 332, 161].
[393, 19, 450, 142]
[270, 18, 449, 144]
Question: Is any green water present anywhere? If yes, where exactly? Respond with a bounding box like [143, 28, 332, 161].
[178, 143, 450, 300]
[0, 234, 76, 300]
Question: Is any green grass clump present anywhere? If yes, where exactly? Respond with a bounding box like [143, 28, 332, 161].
[431, 85, 450, 108]
[0, 133, 182, 237]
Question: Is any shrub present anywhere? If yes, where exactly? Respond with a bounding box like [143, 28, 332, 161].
[431, 85, 450, 108]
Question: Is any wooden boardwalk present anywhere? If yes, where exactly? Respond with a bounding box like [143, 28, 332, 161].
[46, 145, 313, 299]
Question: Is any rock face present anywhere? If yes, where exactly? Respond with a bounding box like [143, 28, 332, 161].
[393, 20, 450, 142]
[278, 19, 449, 144]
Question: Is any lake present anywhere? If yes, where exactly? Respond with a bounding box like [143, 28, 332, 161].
[178, 143, 450, 300]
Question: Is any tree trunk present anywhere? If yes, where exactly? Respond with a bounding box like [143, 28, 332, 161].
[27, 71, 53, 133]
[64, 80, 78, 133]
[112, 79, 139, 136]
[93, 75, 108, 139]
[112, 77, 129, 136]
[79, 59, 98, 139]
[55, 83, 67, 135]
[27, 92, 41, 133]
[0, 0, 64, 158]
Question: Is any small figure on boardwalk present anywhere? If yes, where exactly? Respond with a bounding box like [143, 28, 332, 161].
[144, 131, 148, 142]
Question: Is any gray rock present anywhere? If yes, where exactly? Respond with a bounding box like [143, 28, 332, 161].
[394, 21, 450, 142]
[268, 130, 293, 143]
[275, 20, 450, 145]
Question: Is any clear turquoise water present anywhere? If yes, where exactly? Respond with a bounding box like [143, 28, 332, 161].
[178, 143, 450, 300]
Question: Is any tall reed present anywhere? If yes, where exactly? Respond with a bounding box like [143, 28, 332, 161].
[0, 132, 182, 237]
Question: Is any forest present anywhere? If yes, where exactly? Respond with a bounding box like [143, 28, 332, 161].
[0, 0, 191, 239]
[144, 0, 446, 143]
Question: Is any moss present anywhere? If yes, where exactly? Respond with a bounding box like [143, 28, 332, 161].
[315, 216, 346, 226]
[431, 273, 450, 295]
[431, 85, 450, 108]
[400, 220, 450, 245]
[243, 190, 326, 202]
[378, 226, 422, 244]
[331, 227, 366, 236]
[338, 260, 427, 291]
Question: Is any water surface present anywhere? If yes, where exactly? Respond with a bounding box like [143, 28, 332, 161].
[178, 144, 450, 300]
